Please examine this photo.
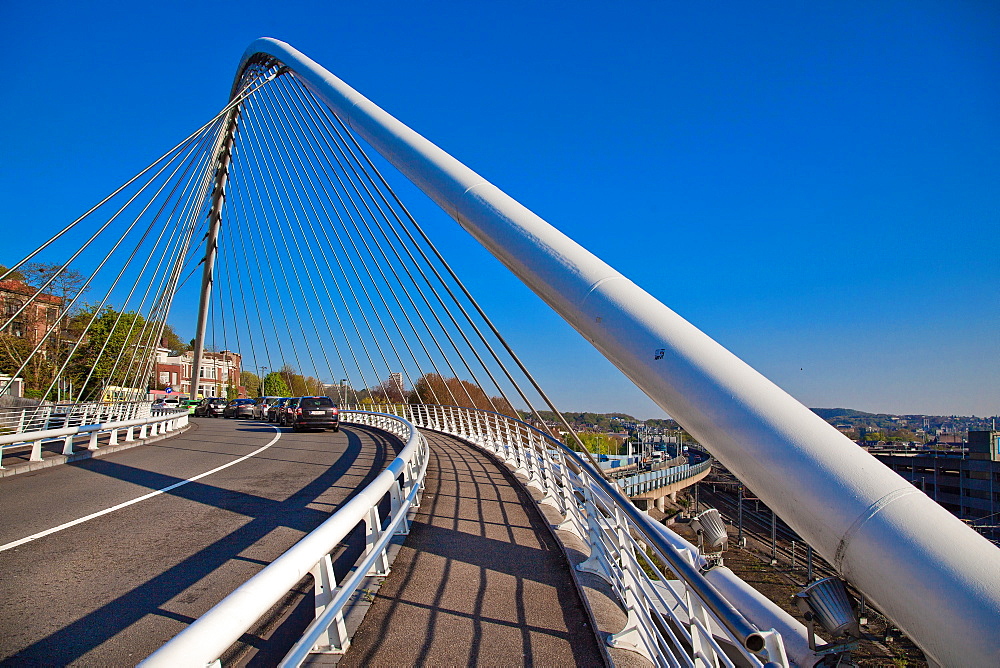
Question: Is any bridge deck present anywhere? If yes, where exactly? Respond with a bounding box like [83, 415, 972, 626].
[338, 430, 605, 666]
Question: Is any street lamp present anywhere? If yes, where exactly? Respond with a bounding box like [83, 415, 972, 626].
[260, 366, 268, 396]
[340, 378, 347, 406]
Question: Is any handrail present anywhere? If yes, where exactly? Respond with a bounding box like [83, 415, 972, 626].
[376, 403, 789, 667]
[0, 406, 187, 469]
[0, 400, 153, 435]
[140, 410, 428, 668]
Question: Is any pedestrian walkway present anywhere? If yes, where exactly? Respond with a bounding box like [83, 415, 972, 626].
[338, 430, 606, 666]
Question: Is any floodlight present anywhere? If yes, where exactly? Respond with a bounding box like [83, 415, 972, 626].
[795, 576, 861, 652]
[692, 508, 728, 552]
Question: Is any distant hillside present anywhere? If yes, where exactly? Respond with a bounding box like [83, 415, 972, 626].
[811, 408, 882, 421]
[522, 408, 992, 434]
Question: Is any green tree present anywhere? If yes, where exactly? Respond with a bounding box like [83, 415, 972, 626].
[263, 371, 290, 396]
[0, 265, 25, 281]
[66, 307, 152, 399]
[241, 371, 261, 397]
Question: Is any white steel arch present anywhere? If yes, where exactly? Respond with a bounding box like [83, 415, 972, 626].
[225, 37, 999, 667]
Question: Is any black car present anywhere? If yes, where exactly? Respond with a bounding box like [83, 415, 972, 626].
[224, 398, 256, 419]
[194, 397, 227, 418]
[266, 398, 292, 423]
[284, 396, 340, 432]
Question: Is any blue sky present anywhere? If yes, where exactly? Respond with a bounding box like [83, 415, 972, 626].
[2, 1, 997, 417]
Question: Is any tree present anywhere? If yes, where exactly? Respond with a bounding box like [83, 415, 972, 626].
[241, 371, 261, 397]
[0, 265, 25, 281]
[65, 306, 153, 399]
[263, 371, 290, 397]
[407, 373, 516, 416]
[21, 263, 87, 313]
[160, 325, 189, 355]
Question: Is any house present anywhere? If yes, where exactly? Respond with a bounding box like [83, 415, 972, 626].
[153, 347, 243, 399]
[0, 279, 63, 345]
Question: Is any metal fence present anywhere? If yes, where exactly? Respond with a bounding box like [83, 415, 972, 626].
[0, 401, 152, 435]
[0, 402, 184, 469]
[140, 410, 429, 668]
[617, 457, 714, 497]
[370, 404, 792, 668]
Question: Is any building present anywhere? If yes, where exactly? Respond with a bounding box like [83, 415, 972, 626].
[870, 439, 1000, 542]
[0, 278, 62, 345]
[153, 347, 243, 399]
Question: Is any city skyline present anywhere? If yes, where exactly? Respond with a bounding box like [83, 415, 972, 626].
[2, 2, 997, 417]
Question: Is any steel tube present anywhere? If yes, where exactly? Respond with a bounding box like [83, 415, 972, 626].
[232, 39, 1000, 666]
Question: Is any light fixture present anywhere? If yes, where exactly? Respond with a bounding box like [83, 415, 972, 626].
[795, 576, 861, 653]
[691, 508, 728, 565]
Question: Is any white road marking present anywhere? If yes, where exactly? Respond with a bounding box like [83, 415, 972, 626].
[0, 426, 282, 553]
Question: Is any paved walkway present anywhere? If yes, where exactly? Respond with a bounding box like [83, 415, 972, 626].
[339, 430, 606, 667]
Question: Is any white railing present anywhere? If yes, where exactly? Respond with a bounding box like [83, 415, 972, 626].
[366, 404, 795, 668]
[0, 401, 152, 435]
[0, 403, 185, 470]
[616, 457, 713, 497]
[140, 410, 429, 668]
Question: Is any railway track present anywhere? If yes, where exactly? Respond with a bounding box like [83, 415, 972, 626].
[696, 479, 839, 583]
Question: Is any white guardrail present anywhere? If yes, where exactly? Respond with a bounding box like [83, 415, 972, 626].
[141, 410, 430, 668]
[393, 404, 797, 668]
[0, 402, 187, 469]
[143, 404, 802, 667]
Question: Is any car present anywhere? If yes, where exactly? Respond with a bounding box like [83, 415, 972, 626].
[284, 396, 340, 432]
[254, 396, 282, 420]
[151, 400, 167, 410]
[194, 397, 227, 418]
[224, 398, 256, 419]
[277, 398, 299, 426]
[266, 398, 292, 423]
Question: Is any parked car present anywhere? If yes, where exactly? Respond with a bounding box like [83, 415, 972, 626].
[194, 397, 227, 418]
[254, 396, 282, 420]
[284, 396, 340, 432]
[266, 398, 292, 423]
[224, 398, 256, 419]
[181, 399, 198, 414]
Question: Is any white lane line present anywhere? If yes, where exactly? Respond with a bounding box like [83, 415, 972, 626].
[0, 426, 282, 553]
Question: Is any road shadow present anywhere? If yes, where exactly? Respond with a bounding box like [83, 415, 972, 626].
[2, 425, 401, 666]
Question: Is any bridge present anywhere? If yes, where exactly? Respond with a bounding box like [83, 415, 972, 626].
[1, 38, 998, 667]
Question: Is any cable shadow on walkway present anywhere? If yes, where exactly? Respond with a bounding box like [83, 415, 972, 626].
[340, 431, 604, 667]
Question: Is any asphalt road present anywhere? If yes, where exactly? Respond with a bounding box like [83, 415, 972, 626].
[0, 416, 401, 666]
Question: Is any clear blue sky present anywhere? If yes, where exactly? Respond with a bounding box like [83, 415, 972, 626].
[2, 1, 997, 417]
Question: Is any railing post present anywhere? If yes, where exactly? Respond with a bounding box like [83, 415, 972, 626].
[389, 480, 410, 536]
[607, 506, 659, 663]
[365, 507, 391, 576]
[88, 429, 99, 451]
[575, 478, 612, 583]
[30, 439, 43, 462]
[126, 426, 135, 442]
[555, 453, 585, 539]
[109, 427, 119, 446]
[681, 547, 722, 668]
[309, 553, 350, 653]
